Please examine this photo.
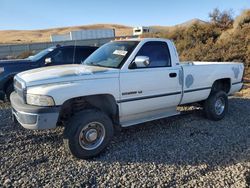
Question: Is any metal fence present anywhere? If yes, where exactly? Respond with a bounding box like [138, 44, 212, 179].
[0, 36, 132, 59]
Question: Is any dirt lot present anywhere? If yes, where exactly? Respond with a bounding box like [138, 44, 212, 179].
[0, 89, 249, 187]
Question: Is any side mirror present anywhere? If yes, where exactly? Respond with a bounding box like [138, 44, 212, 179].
[133, 56, 150, 68]
[45, 57, 52, 65]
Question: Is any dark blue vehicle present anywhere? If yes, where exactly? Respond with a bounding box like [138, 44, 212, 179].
[0, 45, 98, 101]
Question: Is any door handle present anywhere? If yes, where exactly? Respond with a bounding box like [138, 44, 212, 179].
[169, 72, 177, 78]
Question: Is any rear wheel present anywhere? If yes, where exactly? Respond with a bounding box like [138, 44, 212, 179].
[63, 109, 114, 159]
[204, 91, 228, 121]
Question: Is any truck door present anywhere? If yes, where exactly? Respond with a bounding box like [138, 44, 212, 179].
[119, 41, 182, 123]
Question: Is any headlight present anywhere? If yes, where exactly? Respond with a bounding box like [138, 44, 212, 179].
[26, 94, 55, 106]
[0, 67, 4, 74]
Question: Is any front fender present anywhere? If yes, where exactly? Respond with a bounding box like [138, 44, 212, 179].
[26, 78, 120, 106]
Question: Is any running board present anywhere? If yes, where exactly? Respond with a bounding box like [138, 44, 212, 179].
[120, 107, 180, 127]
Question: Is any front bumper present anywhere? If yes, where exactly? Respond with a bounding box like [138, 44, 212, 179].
[0, 90, 5, 101]
[10, 92, 61, 130]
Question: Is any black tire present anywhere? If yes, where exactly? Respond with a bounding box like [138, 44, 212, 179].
[204, 91, 228, 121]
[63, 109, 114, 159]
[6, 84, 14, 101]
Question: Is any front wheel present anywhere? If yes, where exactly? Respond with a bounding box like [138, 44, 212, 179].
[204, 91, 228, 121]
[63, 110, 114, 159]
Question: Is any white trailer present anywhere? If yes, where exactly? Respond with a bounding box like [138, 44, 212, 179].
[50, 33, 71, 42]
[133, 26, 151, 36]
[50, 29, 115, 42]
[70, 29, 115, 40]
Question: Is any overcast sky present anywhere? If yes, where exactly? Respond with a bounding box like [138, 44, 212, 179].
[0, 0, 249, 30]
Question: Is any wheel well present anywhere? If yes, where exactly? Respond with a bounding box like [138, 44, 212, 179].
[211, 78, 231, 94]
[58, 94, 119, 126]
[4, 77, 14, 92]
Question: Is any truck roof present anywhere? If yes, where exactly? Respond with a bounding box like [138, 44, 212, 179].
[116, 38, 171, 43]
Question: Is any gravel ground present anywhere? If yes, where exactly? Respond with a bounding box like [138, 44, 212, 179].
[0, 95, 250, 187]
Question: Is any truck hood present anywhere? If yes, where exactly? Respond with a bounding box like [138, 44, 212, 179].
[17, 64, 119, 87]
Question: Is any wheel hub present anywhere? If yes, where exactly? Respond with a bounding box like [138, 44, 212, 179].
[215, 97, 225, 115]
[78, 122, 105, 150]
[85, 129, 98, 142]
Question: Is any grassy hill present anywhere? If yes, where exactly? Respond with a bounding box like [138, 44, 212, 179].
[0, 20, 209, 44]
[0, 9, 249, 78]
[151, 19, 208, 32]
[0, 24, 133, 44]
[144, 9, 250, 77]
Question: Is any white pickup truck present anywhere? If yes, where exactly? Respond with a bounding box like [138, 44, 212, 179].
[11, 38, 244, 159]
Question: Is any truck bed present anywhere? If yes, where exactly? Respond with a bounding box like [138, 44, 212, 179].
[179, 61, 244, 104]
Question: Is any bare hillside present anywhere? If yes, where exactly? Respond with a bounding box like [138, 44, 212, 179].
[0, 19, 208, 44]
[151, 19, 208, 32]
[0, 24, 133, 44]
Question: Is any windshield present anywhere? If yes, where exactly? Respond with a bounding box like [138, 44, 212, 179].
[27, 47, 55, 61]
[83, 41, 139, 68]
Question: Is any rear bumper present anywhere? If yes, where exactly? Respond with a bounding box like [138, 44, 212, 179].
[0, 90, 5, 101]
[10, 92, 61, 130]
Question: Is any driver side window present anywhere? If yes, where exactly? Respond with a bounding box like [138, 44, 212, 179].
[135, 41, 171, 68]
[53, 50, 63, 63]
[46, 48, 74, 65]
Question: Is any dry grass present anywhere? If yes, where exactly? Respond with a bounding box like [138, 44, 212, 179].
[234, 82, 250, 97]
[0, 24, 133, 44]
[0, 19, 210, 44]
